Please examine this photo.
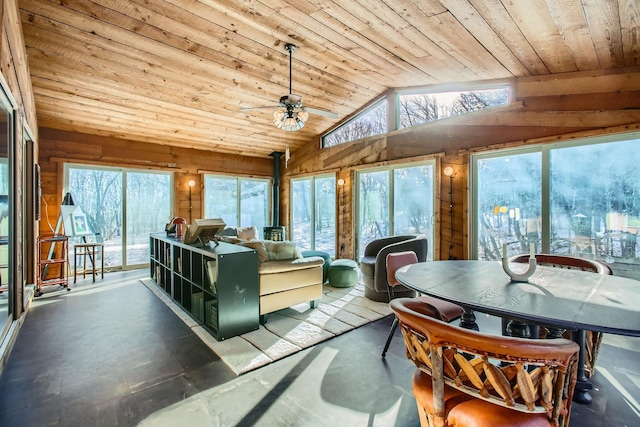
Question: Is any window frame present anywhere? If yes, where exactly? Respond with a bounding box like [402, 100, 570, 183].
[322, 80, 513, 149]
[354, 159, 437, 260]
[289, 174, 337, 257]
[394, 82, 511, 131]
[203, 174, 271, 237]
[321, 97, 387, 147]
[63, 163, 173, 269]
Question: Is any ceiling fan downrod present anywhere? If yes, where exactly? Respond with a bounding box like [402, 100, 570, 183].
[285, 43, 296, 95]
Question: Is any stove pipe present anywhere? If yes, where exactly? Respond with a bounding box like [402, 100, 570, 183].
[269, 151, 283, 226]
[263, 152, 285, 241]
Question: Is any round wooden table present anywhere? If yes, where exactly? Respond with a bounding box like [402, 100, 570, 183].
[396, 260, 640, 404]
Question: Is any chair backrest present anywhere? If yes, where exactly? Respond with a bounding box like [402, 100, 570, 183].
[371, 235, 427, 292]
[386, 251, 418, 288]
[509, 253, 612, 275]
[363, 234, 425, 258]
[391, 298, 579, 426]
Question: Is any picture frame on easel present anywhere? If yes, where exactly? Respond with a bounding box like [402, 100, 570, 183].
[71, 213, 91, 236]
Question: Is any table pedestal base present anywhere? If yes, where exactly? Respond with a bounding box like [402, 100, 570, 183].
[459, 308, 479, 331]
[572, 329, 593, 404]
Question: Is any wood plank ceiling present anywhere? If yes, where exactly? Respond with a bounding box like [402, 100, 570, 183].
[20, 0, 640, 159]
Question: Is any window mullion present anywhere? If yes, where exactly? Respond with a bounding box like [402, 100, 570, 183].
[236, 178, 241, 227]
[541, 148, 550, 253]
[389, 169, 394, 235]
[310, 178, 316, 249]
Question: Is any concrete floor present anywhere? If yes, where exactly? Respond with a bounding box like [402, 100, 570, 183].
[0, 269, 638, 426]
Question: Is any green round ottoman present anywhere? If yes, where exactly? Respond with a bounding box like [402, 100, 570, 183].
[301, 250, 332, 283]
[328, 259, 358, 288]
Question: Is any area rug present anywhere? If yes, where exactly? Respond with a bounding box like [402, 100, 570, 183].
[140, 278, 391, 375]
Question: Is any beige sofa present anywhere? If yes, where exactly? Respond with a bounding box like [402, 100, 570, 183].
[219, 227, 324, 323]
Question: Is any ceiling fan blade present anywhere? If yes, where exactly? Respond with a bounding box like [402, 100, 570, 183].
[240, 105, 279, 111]
[302, 106, 339, 119]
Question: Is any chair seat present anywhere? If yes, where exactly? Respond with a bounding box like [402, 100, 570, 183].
[413, 370, 553, 427]
[416, 295, 463, 323]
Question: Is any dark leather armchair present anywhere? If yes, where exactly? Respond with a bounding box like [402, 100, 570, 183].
[359, 235, 427, 302]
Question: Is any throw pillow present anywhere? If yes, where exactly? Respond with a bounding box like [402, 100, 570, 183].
[237, 226, 258, 241]
[241, 240, 268, 263]
[264, 241, 299, 261]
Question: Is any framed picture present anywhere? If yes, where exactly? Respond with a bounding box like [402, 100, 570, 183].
[71, 213, 91, 235]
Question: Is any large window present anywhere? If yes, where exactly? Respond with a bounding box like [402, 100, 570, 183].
[356, 162, 436, 260]
[398, 86, 509, 129]
[472, 133, 640, 279]
[203, 175, 269, 237]
[322, 84, 510, 148]
[65, 165, 172, 268]
[291, 175, 336, 256]
[474, 150, 542, 260]
[322, 99, 387, 147]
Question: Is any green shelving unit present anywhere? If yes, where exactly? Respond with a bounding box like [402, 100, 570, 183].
[149, 233, 259, 340]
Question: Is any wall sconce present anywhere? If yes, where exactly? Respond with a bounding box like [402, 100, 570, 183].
[188, 179, 196, 223]
[443, 167, 454, 212]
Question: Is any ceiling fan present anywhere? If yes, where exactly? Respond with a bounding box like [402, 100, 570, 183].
[240, 43, 338, 131]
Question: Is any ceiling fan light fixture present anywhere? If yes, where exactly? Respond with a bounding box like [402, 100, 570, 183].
[272, 109, 285, 122]
[240, 43, 338, 125]
[273, 107, 307, 131]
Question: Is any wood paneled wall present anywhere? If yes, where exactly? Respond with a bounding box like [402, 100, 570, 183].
[283, 68, 640, 261]
[1, 0, 38, 317]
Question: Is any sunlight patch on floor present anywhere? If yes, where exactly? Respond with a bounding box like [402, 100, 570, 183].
[138, 346, 405, 427]
[598, 367, 640, 418]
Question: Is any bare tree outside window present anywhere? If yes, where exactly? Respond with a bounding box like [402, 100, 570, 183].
[323, 100, 387, 147]
[67, 166, 171, 267]
[291, 176, 336, 256]
[322, 87, 508, 148]
[357, 163, 435, 260]
[204, 175, 270, 237]
[399, 87, 509, 129]
[474, 135, 640, 280]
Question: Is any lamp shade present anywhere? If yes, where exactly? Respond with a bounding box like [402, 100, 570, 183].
[273, 107, 307, 131]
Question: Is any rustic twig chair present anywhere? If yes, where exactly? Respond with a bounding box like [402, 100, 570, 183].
[381, 251, 463, 358]
[391, 297, 580, 427]
[508, 253, 611, 377]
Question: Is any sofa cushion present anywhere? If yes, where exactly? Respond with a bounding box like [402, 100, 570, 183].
[259, 256, 324, 274]
[263, 240, 302, 261]
[241, 240, 268, 263]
